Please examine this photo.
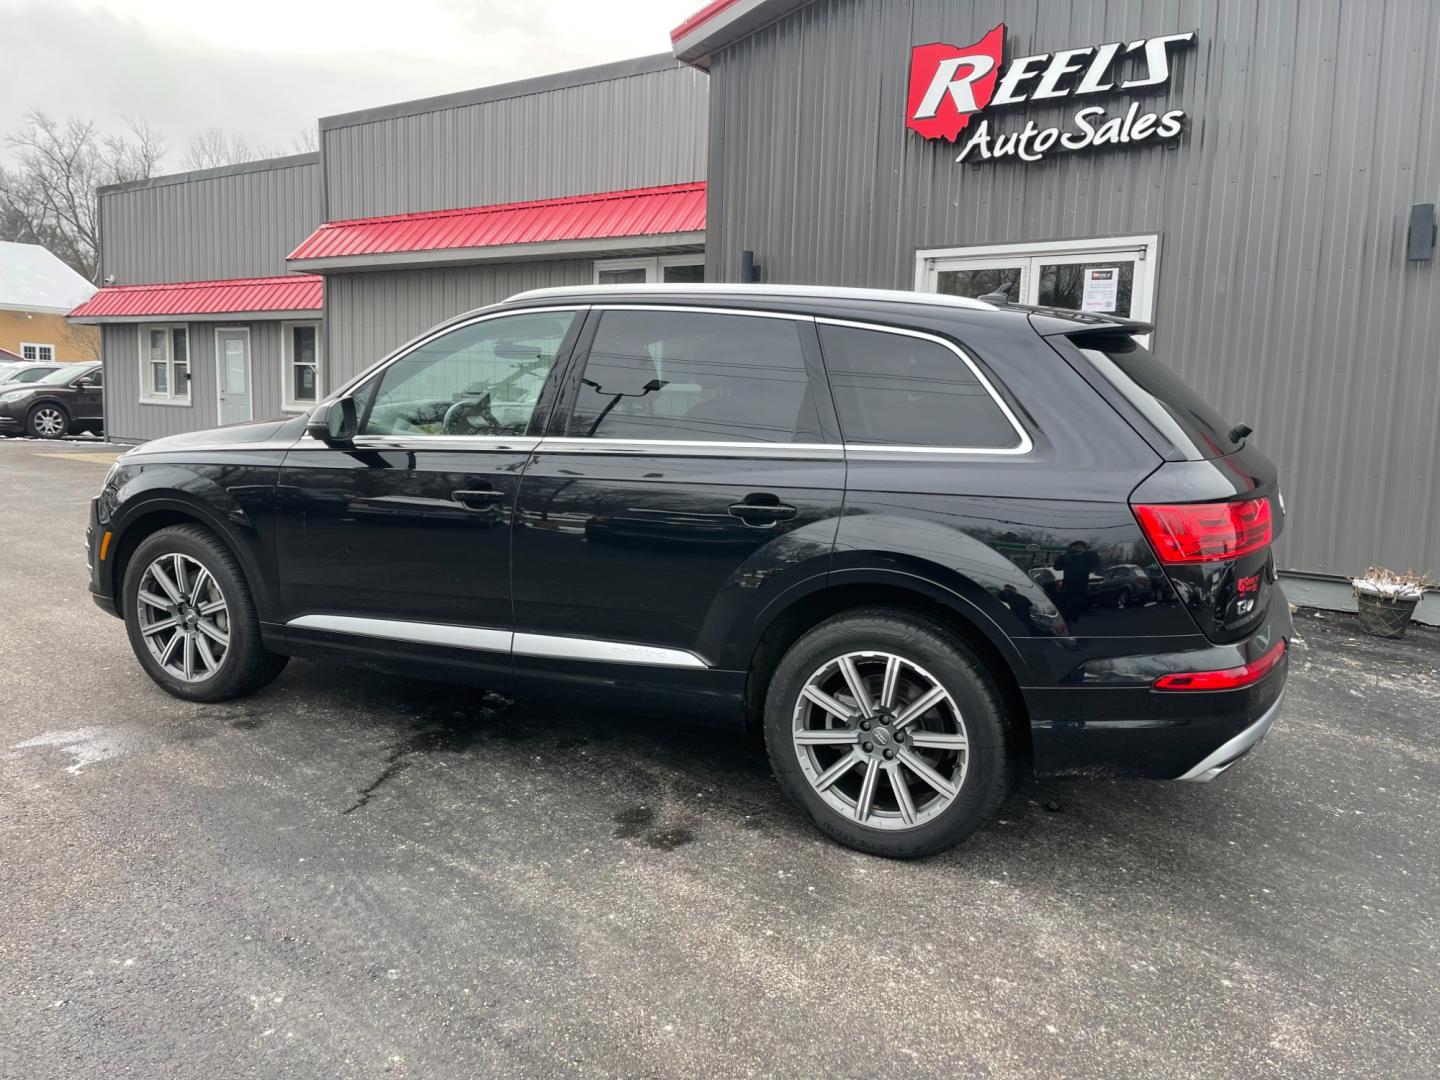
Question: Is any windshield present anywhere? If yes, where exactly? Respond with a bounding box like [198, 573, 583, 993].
[36, 364, 93, 386]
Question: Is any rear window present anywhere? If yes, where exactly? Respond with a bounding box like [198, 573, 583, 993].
[1074, 335, 1234, 460]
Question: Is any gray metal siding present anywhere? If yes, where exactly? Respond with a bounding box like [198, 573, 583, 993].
[323, 66, 708, 220]
[99, 157, 322, 285]
[102, 320, 302, 443]
[324, 262, 594, 384]
[704, 0, 1440, 580]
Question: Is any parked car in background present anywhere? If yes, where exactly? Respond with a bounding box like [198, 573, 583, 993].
[0, 362, 65, 387]
[0, 362, 104, 439]
[1089, 564, 1155, 608]
[85, 284, 1290, 858]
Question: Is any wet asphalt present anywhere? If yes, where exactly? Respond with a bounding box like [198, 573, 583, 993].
[1, 438, 1437, 1079]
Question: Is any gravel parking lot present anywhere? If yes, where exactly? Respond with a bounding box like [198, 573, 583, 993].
[2, 438, 1438, 1079]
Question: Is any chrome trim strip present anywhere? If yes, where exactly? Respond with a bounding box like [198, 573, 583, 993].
[1177, 690, 1286, 782]
[286, 615, 710, 669]
[815, 317, 1035, 456]
[533, 437, 843, 459]
[288, 614, 512, 653]
[513, 632, 708, 669]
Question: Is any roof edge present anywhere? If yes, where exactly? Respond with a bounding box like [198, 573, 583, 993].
[671, 0, 814, 68]
[288, 232, 706, 274]
[319, 53, 686, 132]
[98, 152, 320, 197]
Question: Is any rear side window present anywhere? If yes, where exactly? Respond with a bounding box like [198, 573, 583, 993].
[1074, 335, 1233, 460]
[818, 324, 1022, 449]
[568, 310, 822, 443]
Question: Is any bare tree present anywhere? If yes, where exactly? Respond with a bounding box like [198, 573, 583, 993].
[0, 111, 166, 282]
[182, 126, 266, 170]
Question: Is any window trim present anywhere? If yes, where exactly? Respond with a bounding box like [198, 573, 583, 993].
[594, 255, 705, 285]
[816, 317, 1033, 456]
[137, 323, 192, 406]
[281, 320, 324, 413]
[19, 342, 55, 363]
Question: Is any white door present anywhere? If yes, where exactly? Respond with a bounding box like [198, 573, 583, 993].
[915, 236, 1159, 325]
[215, 328, 252, 425]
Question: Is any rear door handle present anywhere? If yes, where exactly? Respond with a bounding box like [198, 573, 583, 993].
[451, 488, 506, 510]
[728, 498, 798, 525]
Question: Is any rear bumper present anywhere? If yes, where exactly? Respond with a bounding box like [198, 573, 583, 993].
[1023, 598, 1291, 780]
[1177, 689, 1285, 781]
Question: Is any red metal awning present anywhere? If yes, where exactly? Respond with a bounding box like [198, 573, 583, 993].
[287, 182, 706, 270]
[68, 275, 323, 323]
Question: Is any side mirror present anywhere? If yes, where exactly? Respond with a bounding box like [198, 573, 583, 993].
[306, 396, 358, 446]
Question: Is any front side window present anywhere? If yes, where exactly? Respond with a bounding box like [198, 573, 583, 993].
[568, 309, 821, 443]
[283, 322, 322, 411]
[818, 324, 1022, 450]
[139, 325, 190, 403]
[360, 311, 577, 437]
[20, 343, 55, 362]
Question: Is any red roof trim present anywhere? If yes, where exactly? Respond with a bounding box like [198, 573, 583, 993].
[68, 275, 323, 320]
[288, 182, 706, 264]
[671, 0, 744, 43]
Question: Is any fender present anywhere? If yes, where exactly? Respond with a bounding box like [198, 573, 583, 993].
[104, 468, 281, 621]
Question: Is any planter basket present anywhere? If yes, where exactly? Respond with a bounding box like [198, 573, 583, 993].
[1354, 590, 1419, 639]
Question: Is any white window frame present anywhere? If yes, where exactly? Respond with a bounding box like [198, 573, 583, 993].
[138, 324, 192, 406]
[914, 235, 1161, 331]
[281, 320, 324, 412]
[20, 342, 55, 362]
[594, 254, 706, 285]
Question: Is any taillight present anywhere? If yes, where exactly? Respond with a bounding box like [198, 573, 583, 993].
[1154, 638, 1287, 691]
[1133, 497, 1272, 564]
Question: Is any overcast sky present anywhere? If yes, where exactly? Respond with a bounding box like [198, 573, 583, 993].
[1, 0, 698, 167]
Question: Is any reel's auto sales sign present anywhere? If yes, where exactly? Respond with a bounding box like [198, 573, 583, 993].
[907, 24, 1197, 163]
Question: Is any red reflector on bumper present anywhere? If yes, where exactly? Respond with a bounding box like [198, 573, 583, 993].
[1154, 638, 1287, 691]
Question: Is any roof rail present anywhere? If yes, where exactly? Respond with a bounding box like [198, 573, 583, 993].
[506, 282, 996, 311]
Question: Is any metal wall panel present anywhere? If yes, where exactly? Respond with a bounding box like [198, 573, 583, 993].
[99, 156, 323, 286]
[323, 262, 595, 385]
[704, 0, 1440, 580]
[102, 320, 296, 443]
[322, 63, 709, 220]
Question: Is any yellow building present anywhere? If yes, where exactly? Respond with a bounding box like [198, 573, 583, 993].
[0, 241, 100, 363]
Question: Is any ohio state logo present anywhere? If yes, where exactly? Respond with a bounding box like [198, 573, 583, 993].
[906, 24, 1197, 164]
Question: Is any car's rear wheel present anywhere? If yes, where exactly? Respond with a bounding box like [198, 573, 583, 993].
[122, 524, 288, 702]
[763, 608, 1012, 858]
[27, 403, 68, 439]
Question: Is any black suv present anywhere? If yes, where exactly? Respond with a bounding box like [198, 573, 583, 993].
[87, 285, 1289, 857]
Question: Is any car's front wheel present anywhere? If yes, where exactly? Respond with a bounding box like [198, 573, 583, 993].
[764, 608, 1012, 859]
[27, 403, 68, 439]
[121, 524, 288, 702]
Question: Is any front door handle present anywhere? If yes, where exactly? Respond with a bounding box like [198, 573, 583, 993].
[451, 488, 506, 510]
[728, 497, 798, 525]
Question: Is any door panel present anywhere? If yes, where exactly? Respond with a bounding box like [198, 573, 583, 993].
[216, 329, 251, 425]
[511, 306, 845, 672]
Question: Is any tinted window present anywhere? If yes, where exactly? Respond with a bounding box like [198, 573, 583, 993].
[818, 324, 1021, 449]
[1075, 335, 1233, 460]
[37, 364, 93, 386]
[361, 311, 575, 437]
[568, 310, 821, 443]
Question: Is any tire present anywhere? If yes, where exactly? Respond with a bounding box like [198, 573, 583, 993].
[1116, 588, 1131, 609]
[763, 608, 1012, 859]
[27, 402, 69, 439]
[121, 524, 288, 702]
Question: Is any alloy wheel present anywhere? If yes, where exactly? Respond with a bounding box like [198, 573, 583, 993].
[135, 553, 231, 682]
[31, 407, 65, 438]
[791, 651, 969, 831]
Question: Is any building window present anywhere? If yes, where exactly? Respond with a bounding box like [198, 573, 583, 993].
[20, 343, 55, 362]
[282, 321, 323, 411]
[139, 325, 190, 404]
[594, 255, 705, 285]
